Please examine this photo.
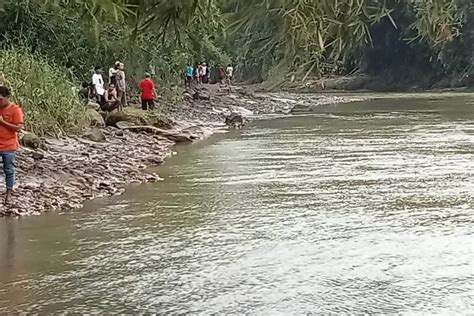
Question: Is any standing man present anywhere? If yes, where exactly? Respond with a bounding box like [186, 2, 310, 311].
[108, 61, 119, 86]
[201, 63, 208, 84]
[139, 73, 157, 110]
[185, 63, 194, 88]
[226, 64, 234, 84]
[116, 62, 127, 111]
[0, 86, 24, 205]
[92, 66, 105, 104]
[218, 65, 225, 84]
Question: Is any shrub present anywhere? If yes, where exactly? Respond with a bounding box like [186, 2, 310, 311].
[0, 48, 88, 136]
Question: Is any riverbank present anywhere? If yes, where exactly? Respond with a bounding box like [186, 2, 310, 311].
[0, 85, 369, 216]
[249, 74, 474, 94]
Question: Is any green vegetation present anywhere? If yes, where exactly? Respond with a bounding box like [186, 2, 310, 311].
[0, 0, 472, 134]
[0, 49, 87, 136]
[223, 0, 473, 84]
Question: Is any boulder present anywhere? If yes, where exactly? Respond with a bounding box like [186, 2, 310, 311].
[106, 107, 173, 129]
[225, 113, 245, 129]
[290, 103, 311, 113]
[86, 109, 106, 128]
[87, 101, 100, 111]
[194, 90, 210, 100]
[183, 89, 194, 101]
[20, 132, 41, 149]
[188, 87, 211, 100]
[32, 151, 45, 160]
[83, 128, 106, 142]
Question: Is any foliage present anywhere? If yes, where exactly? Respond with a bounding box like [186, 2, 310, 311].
[0, 0, 471, 137]
[221, 0, 472, 82]
[0, 48, 88, 136]
[0, 0, 229, 134]
[0, 0, 228, 83]
[436, 0, 474, 75]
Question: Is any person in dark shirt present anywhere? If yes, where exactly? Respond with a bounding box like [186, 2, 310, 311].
[78, 81, 92, 103]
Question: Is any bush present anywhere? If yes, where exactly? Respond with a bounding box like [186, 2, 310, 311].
[0, 48, 88, 136]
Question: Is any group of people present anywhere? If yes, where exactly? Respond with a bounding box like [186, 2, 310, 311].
[185, 63, 234, 88]
[0, 60, 236, 205]
[81, 61, 158, 111]
[89, 62, 127, 112]
[0, 60, 160, 206]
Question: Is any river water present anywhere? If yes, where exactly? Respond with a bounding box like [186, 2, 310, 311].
[1, 96, 473, 314]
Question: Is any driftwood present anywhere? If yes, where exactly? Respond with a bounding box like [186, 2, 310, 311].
[117, 123, 195, 143]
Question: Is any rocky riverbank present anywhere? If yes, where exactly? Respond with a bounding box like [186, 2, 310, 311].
[0, 86, 369, 216]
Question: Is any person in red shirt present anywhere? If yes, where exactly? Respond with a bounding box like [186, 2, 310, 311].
[139, 73, 157, 110]
[0, 86, 24, 205]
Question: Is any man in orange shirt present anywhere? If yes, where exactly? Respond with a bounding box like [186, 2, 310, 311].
[0, 86, 24, 205]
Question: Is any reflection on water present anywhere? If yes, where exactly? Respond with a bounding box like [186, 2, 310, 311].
[0, 97, 473, 314]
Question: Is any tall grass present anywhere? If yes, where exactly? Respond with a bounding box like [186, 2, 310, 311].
[0, 48, 88, 136]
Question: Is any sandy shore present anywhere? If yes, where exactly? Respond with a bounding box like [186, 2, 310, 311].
[0, 87, 368, 216]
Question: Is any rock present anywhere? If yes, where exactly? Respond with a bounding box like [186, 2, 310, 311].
[194, 90, 210, 100]
[20, 132, 41, 149]
[189, 87, 211, 100]
[225, 113, 245, 128]
[87, 101, 100, 111]
[183, 90, 194, 101]
[106, 107, 173, 129]
[290, 103, 310, 113]
[32, 151, 45, 160]
[115, 130, 124, 137]
[86, 109, 106, 128]
[115, 121, 132, 130]
[147, 156, 164, 165]
[83, 128, 106, 142]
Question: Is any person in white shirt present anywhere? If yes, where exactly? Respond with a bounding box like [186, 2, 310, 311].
[108, 61, 119, 85]
[92, 66, 105, 104]
[226, 64, 234, 83]
[200, 63, 208, 84]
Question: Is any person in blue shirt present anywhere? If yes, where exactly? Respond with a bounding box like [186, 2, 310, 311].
[185, 63, 194, 88]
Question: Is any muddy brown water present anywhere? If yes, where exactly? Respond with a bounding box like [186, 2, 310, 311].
[1, 96, 473, 314]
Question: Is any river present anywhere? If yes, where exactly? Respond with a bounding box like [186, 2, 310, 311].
[1, 95, 473, 314]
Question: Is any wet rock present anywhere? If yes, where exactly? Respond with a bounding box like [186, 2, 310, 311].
[147, 156, 164, 165]
[32, 151, 45, 160]
[20, 131, 41, 149]
[183, 90, 194, 101]
[83, 128, 106, 142]
[290, 103, 310, 113]
[86, 109, 106, 128]
[186, 87, 211, 101]
[225, 113, 245, 129]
